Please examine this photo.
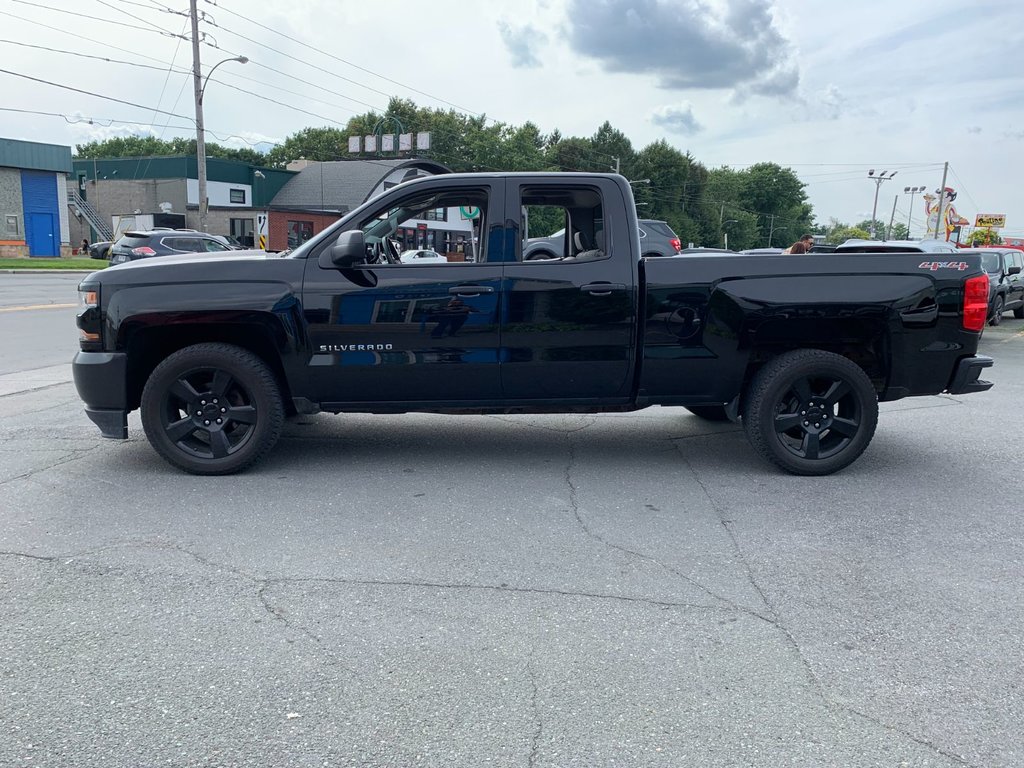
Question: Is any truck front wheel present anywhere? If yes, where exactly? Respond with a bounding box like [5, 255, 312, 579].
[743, 349, 878, 476]
[141, 343, 284, 475]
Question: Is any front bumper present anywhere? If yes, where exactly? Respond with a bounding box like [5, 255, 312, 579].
[73, 351, 129, 439]
[946, 354, 994, 395]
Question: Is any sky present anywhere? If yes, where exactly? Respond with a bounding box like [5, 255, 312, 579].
[2, 0, 1023, 239]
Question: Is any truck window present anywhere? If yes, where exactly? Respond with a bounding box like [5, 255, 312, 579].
[356, 187, 490, 264]
[519, 186, 606, 263]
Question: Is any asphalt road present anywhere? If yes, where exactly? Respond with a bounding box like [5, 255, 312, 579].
[1, 272, 1022, 767]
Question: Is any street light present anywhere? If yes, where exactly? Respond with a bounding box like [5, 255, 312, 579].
[190, 4, 248, 235]
[903, 185, 925, 238]
[722, 219, 737, 250]
[867, 169, 897, 239]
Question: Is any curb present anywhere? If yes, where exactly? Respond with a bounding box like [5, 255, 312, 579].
[0, 270, 98, 274]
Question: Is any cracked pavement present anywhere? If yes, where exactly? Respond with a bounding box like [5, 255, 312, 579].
[1, 323, 1023, 766]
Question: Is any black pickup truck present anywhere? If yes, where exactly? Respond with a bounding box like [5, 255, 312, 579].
[73, 172, 993, 476]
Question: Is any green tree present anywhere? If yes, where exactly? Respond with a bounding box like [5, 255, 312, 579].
[75, 135, 266, 164]
[827, 225, 870, 244]
[265, 126, 349, 165]
[965, 228, 1003, 246]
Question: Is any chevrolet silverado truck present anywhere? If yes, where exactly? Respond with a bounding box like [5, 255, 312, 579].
[73, 172, 994, 476]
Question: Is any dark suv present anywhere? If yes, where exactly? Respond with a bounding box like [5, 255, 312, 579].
[637, 219, 682, 257]
[109, 230, 236, 265]
[973, 247, 1024, 325]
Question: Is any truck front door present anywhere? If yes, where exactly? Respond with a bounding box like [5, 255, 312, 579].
[501, 178, 637, 400]
[302, 179, 506, 406]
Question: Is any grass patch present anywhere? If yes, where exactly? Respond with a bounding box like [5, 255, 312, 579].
[0, 258, 108, 270]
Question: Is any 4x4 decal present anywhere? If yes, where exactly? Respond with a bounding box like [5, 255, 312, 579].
[919, 261, 969, 271]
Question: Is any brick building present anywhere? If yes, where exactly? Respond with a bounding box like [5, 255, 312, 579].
[268, 158, 450, 251]
[0, 137, 73, 258]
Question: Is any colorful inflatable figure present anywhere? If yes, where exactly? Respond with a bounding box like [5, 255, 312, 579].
[923, 187, 971, 241]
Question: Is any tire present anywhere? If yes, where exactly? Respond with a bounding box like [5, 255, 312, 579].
[685, 405, 730, 421]
[989, 296, 1004, 326]
[141, 343, 284, 475]
[743, 349, 878, 476]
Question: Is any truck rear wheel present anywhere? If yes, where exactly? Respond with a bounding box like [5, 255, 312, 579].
[141, 343, 284, 475]
[743, 349, 878, 476]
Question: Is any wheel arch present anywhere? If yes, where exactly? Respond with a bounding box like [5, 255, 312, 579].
[121, 315, 296, 413]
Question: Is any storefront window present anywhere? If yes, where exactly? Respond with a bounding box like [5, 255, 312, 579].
[287, 220, 314, 248]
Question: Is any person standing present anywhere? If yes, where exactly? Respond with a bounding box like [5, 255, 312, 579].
[81, 238, 90, 255]
[783, 234, 814, 254]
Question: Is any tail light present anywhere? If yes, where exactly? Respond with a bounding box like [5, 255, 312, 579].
[131, 246, 157, 256]
[962, 274, 989, 332]
[670, 238, 681, 252]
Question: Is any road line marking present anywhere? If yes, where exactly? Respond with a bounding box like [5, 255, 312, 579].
[0, 303, 77, 313]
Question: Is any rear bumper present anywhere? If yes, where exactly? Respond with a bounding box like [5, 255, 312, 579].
[73, 351, 129, 439]
[946, 355, 994, 395]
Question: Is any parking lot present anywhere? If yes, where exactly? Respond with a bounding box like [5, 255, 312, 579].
[1, 273, 1023, 767]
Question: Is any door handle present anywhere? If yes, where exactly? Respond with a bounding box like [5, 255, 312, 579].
[449, 285, 494, 296]
[580, 282, 626, 296]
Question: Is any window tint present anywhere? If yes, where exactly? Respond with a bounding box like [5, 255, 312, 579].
[357, 187, 489, 264]
[118, 236, 150, 248]
[203, 239, 229, 252]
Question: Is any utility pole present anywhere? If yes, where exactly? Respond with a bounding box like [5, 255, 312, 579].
[933, 162, 949, 239]
[766, 213, 776, 247]
[189, 0, 207, 232]
[886, 195, 898, 240]
[867, 169, 897, 239]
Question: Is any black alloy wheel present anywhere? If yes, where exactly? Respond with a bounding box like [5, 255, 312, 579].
[141, 343, 284, 475]
[743, 349, 878, 476]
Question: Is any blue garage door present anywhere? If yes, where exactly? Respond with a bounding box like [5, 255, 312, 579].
[21, 170, 60, 257]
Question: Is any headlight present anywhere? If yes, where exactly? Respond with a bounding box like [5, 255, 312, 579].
[79, 288, 98, 310]
[77, 285, 101, 347]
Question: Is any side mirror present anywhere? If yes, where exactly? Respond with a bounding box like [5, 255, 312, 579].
[321, 230, 366, 268]
[1008, 265, 1021, 276]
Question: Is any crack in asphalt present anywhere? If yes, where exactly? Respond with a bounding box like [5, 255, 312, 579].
[0, 444, 101, 487]
[0, 534, 980, 766]
[563, 436, 772, 622]
[0, 551, 56, 562]
[527, 660, 541, 768]
[678, 453, 976, 768]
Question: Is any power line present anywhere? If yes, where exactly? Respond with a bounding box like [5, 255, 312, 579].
[207, 0, 483, 117]
[0, 67, 195, 121]
[0, 106, 274, 146]
[8, 0, 185, 38]
[202, 40, 387, 113]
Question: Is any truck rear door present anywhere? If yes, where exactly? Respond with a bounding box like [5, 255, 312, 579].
[501, 177, 637, 400]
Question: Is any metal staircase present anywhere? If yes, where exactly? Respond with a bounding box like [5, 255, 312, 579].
[67, 191, 114, 241]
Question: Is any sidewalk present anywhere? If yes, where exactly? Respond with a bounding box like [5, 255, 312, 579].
[0, 364, 74, 397]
